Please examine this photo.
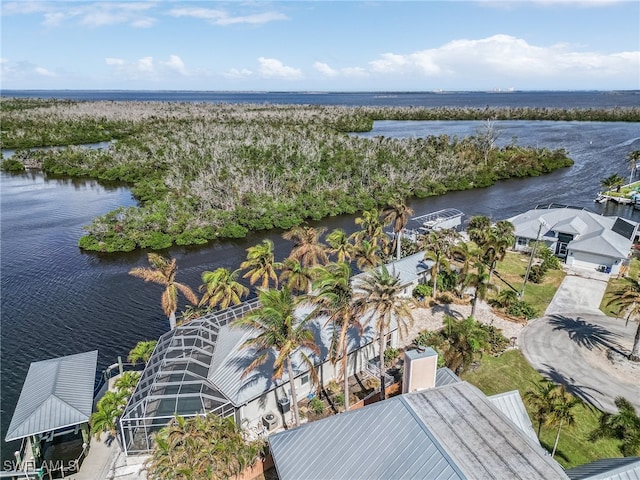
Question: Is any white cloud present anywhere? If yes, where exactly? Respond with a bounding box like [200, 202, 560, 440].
[137, 56, 154, 73]
[34, 66, 56, 77]
[314, 62, 338, 77]
[225, 68, 254, 78]
[364, 34, 640, 83]
[162, 55, 188, 76]
[314, 62, 368, 79]
[257, 57, 302, 80]
[169, 7, 287, 26]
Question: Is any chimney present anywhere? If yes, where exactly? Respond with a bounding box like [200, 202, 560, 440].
[402, 347, 438, 393]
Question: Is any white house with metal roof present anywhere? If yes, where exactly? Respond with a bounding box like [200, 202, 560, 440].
[509, 205, 638, 275]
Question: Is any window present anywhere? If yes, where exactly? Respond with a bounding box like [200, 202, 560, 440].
[517, 237, 529, 246]
[300, 374, 309, 386]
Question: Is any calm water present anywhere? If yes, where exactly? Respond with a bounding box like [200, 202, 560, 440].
[1, 91, 639, 460]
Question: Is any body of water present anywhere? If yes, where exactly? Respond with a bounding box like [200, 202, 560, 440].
[1, 91, 639, 460]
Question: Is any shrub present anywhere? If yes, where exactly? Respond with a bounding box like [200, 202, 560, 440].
[507, 300, 537, 320]
[0, 158, 26, 172]
[309, 396, 325, 415]
[527, 264, 547, 283]
[480, 324, 510, 355]
[412, 283, 432, 299]
[384, 347, 400, 365]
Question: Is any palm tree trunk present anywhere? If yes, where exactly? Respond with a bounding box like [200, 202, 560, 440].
[396, 230, 402, 260]
[551, 418, 563, 458]
[286, 357, 301, 427]
[471, 294, 478, 318]
[169, 311, 177, 330]
[379, 333, 386, 401]
[343, 353, 350, 411]
[432, 260, 439, 298]
[630, 323, 640, 362]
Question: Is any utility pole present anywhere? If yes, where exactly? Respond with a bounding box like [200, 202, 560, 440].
[520, 222, 543, 298]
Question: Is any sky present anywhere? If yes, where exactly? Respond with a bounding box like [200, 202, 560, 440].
[1, 1, 639, 92]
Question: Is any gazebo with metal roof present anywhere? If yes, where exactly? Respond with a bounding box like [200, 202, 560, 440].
[6, 350, 98, 466]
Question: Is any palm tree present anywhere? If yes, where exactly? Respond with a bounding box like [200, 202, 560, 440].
[199, 267, 248, 310]
[232, 287, 319, 427]
[282, 225, 328, 268]
[463, 261, 496, 317]
[381, 200, 414, 260]
[600, 173, 625, 193]
[145, 414, 264, 479]
[626, 150, 640, 183]
[479, 220, 515, 280]
[525, 379, 558, 438]
[240, 239, 281, 290]
[353, 265, 414, 400]
[466, 215, 491, 246]
[128, 340, 158, 365]
[129, 253, 198, 330]
[605, 277, 640, 361]
[353, 239, 381, 271]
[590, 396, 640, 456]
[422, 229, 458, 299]
[353, 209, 390, 255]
[547, 384, 580, 458]
[90, 390, 128, 440]
[326, 228, 355, 263]
[309, 261, 363, 411]
[279, 257, 314, 293]
[441, 315, 489, 375]
[114, 371, 141, 395]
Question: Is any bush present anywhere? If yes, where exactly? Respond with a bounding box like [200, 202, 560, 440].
[0, 158, 25, 172]
[384, 347, 400, 365]
[309, 396, 325, 415]
[507, 300, 537, 320]
[480, 324, 510, 355]
[412, 283, 432, 299]
[527, 264, 547, 283]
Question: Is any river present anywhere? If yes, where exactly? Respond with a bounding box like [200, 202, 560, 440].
[1, 117, 639, 460]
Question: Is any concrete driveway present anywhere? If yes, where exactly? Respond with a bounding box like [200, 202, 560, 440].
[519, 269, 640, 413]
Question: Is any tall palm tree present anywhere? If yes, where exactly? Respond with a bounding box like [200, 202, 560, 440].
[605, 277, 640, 361]
[279, 257, 314, 293]
[463, 261, 496, 317]
[381, 200, 414, 260]
[114, 371, 141, 395]
[590, 396, 640, 456]
[128, 340, 158, 365]
[626, 150, 640, 183]
[240, 239, 281, 290]
[326, 228, 355, 263]
[422, 229, 458, 299]
[466, 215, 491, 246]
[441, 315, 489, 375]
[525, 379, 558, 438]
[353, 265, 414, 400]
[353, 239, 381, 271]
[90, 390, 128, 440]
[282, 225, 328, 268]
[232, 287, 319, 427]
[199, 267, 248, 310]
[353, 209, 390, 255]
[309, 261, 363, 411]
[483, 220, 515, 280]
[547, 384, 580, 458]
[129, 253, 198, 330]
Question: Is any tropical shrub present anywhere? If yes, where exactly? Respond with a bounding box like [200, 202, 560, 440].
[309, 396, 325, 415]
[412, 283, 432, 299]
[0, 158, 25, 172]
[384, 347, 400, 365]
[507, 299, 538, 320]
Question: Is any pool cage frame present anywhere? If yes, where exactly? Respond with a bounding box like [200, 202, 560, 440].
[119, 299, 260, 455]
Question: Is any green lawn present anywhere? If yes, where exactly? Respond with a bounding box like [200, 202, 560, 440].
[600, 257, 640, 316]
[462, 350, 623, 469]
[491, 251, 566, 317]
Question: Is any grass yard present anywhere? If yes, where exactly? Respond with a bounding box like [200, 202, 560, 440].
[491, 251, 566, 317]
[600, 257, 640, 316]
[462, 350, 623, 469]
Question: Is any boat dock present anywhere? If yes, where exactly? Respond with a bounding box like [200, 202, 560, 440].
[400, 208, 464, 242]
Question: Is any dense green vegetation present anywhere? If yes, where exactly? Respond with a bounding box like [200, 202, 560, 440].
[0, 98, 595, 252]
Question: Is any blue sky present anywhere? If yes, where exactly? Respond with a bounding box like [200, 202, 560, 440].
[1, 1, 639, 91]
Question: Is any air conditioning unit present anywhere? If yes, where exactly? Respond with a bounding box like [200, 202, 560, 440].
[262, 412, 278, 431]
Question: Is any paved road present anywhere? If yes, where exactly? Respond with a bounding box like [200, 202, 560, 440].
[519, 270, 639, 413]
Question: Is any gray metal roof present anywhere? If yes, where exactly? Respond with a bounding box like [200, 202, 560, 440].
[566, 457, 640, 480]
[269, 395, 465, 480]
[508, 207, 636, 260]
[434, 367, 461, 387]
[269, 382, 569, 480]
[488, 390, 540, 446]
[6, 350, 98, 441]
[353, 251, 432, 289]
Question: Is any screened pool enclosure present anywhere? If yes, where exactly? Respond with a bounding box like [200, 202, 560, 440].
[120, 299, 260, 455]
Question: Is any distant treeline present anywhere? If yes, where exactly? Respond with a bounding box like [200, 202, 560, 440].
[0, 98, 591, 252]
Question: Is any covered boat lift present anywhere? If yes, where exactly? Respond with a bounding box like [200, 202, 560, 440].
[402, 208, 464, 242]
[5, 350, 98, 478]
